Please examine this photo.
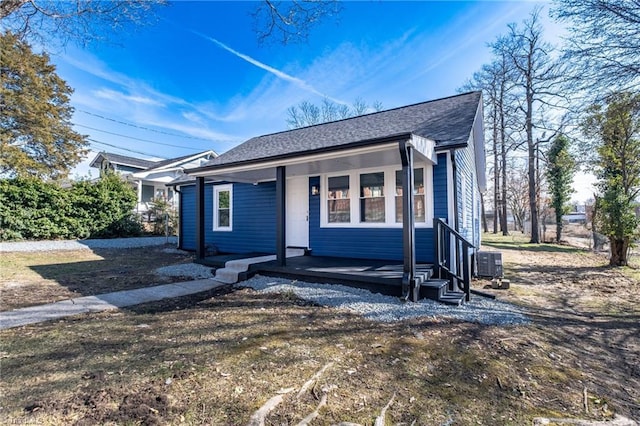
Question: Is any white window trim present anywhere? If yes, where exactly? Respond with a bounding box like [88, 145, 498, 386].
[320, 163, 434, 228]
[213, 184, 233, 231]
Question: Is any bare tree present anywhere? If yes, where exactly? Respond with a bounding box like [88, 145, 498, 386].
[494, 8, 564, 243]
[552, 0, 640, 93]
[0, 0, 165, 47]
[463, 47, 516, 236]
[251, 0, 342, 45]
[286, 97, 382, 129]
[506, 162, 530, 233]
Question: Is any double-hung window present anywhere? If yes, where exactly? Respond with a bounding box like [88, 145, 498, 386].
[213, 185, 232, 231]
[395, 168, 426, 223]
[327, 176, 350, 223]
[360, 172, 385, 223]
[321, 164, 432, 227]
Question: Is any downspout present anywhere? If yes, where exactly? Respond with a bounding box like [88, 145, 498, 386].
[399, 140, 419, 302]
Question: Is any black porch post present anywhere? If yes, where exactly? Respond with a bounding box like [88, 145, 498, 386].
[399, 140, 419, 301]
[276, 166, 286, 266]
[195, 176, 206, 260]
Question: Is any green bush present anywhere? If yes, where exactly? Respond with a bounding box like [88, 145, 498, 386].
[0, 173, 143, 241]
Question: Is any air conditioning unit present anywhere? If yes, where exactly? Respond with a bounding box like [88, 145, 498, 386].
[476, 251, 503, 278]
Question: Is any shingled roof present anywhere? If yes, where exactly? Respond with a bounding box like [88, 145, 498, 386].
[200, 91, 481, 169]
[90, 152, 160, 170]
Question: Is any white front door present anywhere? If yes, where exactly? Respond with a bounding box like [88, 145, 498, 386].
[286, 176, 309, 248]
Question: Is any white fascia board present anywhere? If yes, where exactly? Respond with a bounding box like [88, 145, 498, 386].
[408, 134, 437, 164]
[187, 143, 399, 178]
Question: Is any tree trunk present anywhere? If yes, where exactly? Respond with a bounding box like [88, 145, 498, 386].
[527, 112, 539, 242]
[609, 237, 630, 266]
[555, 220, 562, 243]
[493, 120, 499, 234]
[480, 192, 488, 233]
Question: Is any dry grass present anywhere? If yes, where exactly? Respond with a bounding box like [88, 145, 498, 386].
[0, 246, 194, 311]
[1, 238, 639, 425]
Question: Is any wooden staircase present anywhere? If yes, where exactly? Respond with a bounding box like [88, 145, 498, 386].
[419, 278, 466, 306]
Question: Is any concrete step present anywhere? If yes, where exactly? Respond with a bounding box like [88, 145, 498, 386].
[214, 249, 306, 284]
[438, 291, 466, 306]
[419, 279, 449, 301]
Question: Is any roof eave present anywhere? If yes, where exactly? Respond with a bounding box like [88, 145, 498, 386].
[188, 133, 413, 175]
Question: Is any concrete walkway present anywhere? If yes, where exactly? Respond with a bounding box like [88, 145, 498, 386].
[0, 278, 226, 330]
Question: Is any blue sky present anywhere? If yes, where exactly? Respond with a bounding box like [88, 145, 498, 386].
[49, 1, 592, 199]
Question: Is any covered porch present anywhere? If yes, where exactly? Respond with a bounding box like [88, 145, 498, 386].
[189, 134, 438, 302]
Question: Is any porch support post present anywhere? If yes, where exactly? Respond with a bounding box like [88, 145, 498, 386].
[399, 140, 419, 302]
[195, 176, 206, 261]
[276, 166, 286, 266]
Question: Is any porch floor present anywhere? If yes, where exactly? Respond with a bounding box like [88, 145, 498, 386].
[249, 255, 434, 297]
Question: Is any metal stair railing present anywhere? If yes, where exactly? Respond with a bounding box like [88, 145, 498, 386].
[434, 218, 475, 302]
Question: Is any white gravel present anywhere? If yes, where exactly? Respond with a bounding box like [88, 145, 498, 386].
[241, 275, 529, 325]
[155, 263, 215, 279]
[0, 236, 178, 252]
[149, 264, 529, 325]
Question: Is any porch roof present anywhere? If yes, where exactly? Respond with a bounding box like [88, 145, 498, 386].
[188, 91, 481, 177]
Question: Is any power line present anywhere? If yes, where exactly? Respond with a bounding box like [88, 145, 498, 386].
[75, 123, 202, 151]
[77, 109, 215, 142]
[88, 138, 160, 158]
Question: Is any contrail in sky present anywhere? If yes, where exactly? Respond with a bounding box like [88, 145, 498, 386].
[192, 30, 347, 105]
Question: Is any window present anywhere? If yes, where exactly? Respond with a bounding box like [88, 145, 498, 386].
[141, 185, 154, 203]
[320, 164, 433, 228]
[360, 172, 385, 222]
[395, 168, 426, 223]
[327, 176, 350, 223]
[214, 185, 232, 231]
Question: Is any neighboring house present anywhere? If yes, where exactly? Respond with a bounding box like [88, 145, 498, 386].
[89, 150, 217, 213]
[175, 92, 486, 302]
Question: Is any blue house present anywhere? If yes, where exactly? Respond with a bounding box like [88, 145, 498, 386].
[175, 91, 486, 303]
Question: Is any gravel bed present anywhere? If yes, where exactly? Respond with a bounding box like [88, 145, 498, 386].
[155, 263, 215, 280]
[241, 275, 529, 325]
[0, 236, 178, 252]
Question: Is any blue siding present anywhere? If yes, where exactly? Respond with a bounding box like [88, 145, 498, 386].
[307, 158, 449, 263]
[180, 182, 276, 253]
[205, 182, 277, 253]
[433, 153, 449, 220]
[180, 185, 196, 250]
[181, 153, 452, 263]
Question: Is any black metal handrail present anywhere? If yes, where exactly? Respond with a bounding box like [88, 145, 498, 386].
[434, 218, 475, 302]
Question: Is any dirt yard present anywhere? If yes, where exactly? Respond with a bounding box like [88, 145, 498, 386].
[0, 246, 196, 311]
[0, 235, 638, 425]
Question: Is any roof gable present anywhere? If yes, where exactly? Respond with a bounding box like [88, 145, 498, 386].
[202, 91, 482, 169]
[89, 152, 161, 170]
[143, 150, 217, 172]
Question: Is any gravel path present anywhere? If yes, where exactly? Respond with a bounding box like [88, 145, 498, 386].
[155, 263, 528, 325]
[0, 236, 178, 252]
[243, 275, 529, 325]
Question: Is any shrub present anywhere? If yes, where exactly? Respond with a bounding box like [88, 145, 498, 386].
[0, 173, 143, 241]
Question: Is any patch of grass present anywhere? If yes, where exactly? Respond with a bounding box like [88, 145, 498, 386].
[482, 232, 586, 254]
[0, 245, 193, 311]
[2, 241, 640, 424]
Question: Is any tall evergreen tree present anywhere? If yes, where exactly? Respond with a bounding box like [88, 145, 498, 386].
[546, 134, 575, 242]
[583, 92, 640, 266]
[0, 32, 87, 179]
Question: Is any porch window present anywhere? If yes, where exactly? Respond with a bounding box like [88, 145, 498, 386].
[360, 172, 385, 222]
[395, 168, 426, 223]
[327, 175, 350, 223]
[320, 163, 433, 228]
[214, 185, 232, 231]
